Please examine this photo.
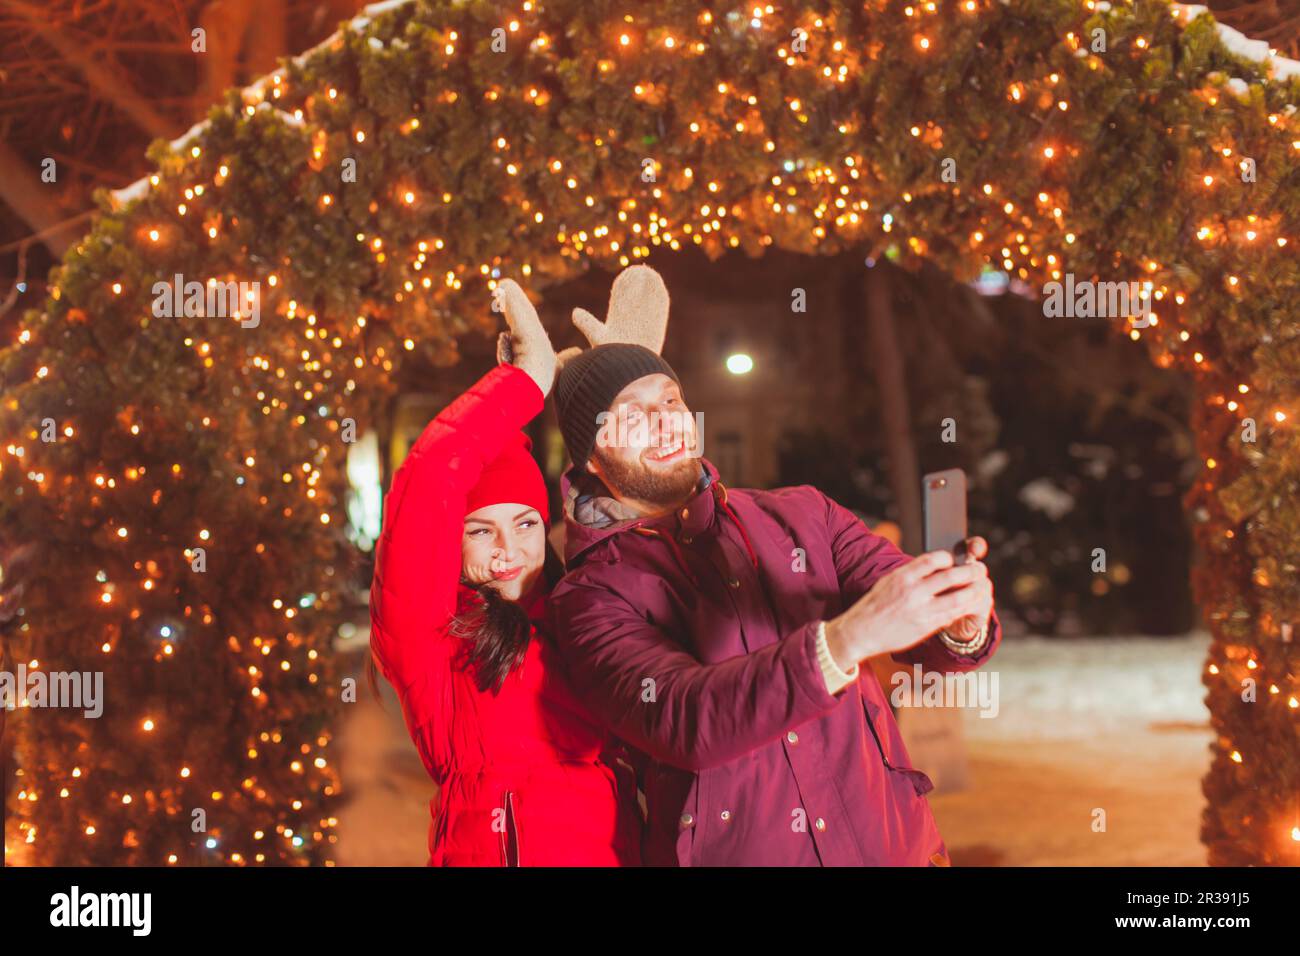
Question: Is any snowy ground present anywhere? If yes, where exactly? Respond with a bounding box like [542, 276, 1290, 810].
[926, 632, 1212, 866]
[334, 632, 1213, 866]
[334, 675, 433, 867]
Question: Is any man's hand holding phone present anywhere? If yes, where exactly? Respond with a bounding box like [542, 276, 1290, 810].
[941, 535, 993, 644]
[824, 537, 993, 671]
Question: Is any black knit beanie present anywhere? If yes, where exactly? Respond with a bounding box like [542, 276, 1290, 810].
[553, 343, 681, 468]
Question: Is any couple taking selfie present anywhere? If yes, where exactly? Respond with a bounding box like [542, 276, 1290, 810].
[367, 264, 1000, 867]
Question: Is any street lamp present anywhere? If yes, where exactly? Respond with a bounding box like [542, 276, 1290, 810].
[725, 352, 754, 375]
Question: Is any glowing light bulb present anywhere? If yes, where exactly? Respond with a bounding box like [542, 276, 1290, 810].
[726, 353, 754, 375]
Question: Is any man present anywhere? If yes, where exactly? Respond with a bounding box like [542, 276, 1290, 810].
[547, 342, 999, 866]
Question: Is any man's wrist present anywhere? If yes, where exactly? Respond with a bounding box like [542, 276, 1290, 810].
[821, 616, 863, 672]
[816, 620, 860, 694]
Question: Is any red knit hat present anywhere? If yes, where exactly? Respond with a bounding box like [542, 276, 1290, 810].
[465, 431, 550, 524]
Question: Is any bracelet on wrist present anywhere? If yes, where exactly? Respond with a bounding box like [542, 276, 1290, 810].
[939, 620, 989, 656]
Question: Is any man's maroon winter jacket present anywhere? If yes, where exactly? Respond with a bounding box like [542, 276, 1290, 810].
[548, 459, 1001, 866]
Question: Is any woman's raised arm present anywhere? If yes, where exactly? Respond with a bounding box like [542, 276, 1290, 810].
[368, 280, 554, 701]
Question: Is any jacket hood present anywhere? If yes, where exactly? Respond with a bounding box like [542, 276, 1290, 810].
[559, 457, 718, 566]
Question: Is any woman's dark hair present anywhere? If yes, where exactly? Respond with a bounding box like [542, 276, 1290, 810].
[363, 540, 564, 702]
[451, 541, 565, 693]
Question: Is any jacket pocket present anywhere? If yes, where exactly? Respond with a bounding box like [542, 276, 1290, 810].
[861, 687, 938, 796]
[860, 691, 902, 768]
[500, 790, 522, 867]
[891, 765, 936, 797]
[860, 683, 917, 771]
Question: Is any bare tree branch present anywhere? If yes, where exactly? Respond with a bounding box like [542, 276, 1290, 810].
[1, 0, 174, 139]
[0, 240, 29, 318]
[0, 142, 83, 258]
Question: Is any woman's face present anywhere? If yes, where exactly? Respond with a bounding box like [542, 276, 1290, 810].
[462, 503, 546, 602]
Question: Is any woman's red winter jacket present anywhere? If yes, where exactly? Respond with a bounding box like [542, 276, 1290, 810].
[367, 363, 642, 866]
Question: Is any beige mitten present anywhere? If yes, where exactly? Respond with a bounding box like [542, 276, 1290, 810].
[556, 264, 670, 370]
[494, 279, 556, 397]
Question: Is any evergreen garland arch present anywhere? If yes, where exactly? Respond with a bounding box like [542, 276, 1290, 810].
[2, 0, 1297, 865]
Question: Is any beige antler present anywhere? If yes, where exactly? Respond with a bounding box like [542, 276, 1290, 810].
[494, 278, 556, 396]
[571, 264, 669, 354]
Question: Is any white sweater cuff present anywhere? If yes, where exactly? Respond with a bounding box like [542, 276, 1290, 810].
[816, 620, 859, 694]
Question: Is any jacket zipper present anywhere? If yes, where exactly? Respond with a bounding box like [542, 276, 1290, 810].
[502, 790, 522, 867]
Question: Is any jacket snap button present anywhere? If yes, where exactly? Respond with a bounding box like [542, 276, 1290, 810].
[680, 507, 689, 520]
[815, 817, 826, 832]
[720, 810, 731, 822]
[682, 535, 693, 545]
[728, 577, 741, 588]
[680, 813, 694, 828]
[786, 731, 799, 745]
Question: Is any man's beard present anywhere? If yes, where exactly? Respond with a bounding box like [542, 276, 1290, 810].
[592, 447, 701, 508]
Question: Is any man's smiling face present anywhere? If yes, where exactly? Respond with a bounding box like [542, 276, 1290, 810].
[586, 373, 701, 509]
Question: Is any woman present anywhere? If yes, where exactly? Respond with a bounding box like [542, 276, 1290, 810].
[367, 279, 642, 866]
